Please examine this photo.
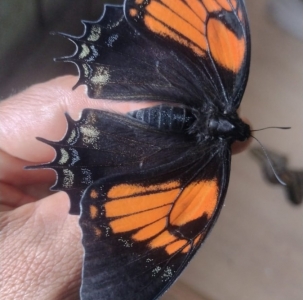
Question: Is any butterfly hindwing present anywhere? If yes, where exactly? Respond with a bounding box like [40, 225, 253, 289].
[32, 108, 203, 214]
[79, 147, 230, 299]
[58, 0, 250, 111]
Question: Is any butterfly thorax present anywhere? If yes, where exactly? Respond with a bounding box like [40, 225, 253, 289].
[205, 111, 251, 142]
[129, 104, 250, 144]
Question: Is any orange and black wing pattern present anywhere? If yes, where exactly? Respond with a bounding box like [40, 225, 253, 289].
[32, 0, 252, 299]
[79, 145, 228, 299]
[33, 107, 231, 299]
[58, 0, 250, 110]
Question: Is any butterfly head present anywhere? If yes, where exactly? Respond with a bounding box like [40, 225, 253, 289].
[207, 111, 251, 142]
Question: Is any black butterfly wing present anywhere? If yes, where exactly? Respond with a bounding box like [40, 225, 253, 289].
[58, 0, 250, 111]
[33, 106, 231, 299]
[31, 108, 200, 214]
[77, 119, 230, 300]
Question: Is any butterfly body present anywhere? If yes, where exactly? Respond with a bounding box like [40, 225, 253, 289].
[33, 0, 251, 299]
[129, 105, 250, 143]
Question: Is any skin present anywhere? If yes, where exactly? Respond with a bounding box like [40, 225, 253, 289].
[0, 75, 250, 299]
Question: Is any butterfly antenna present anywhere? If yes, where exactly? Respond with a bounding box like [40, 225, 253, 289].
[251, 126, 291, 132]
[250, 135, 287, 186]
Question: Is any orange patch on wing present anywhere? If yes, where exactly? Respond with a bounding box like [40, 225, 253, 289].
[129, 8, 137, 17]
[89, 205, 98, 219]
[184, 0, 207, 22]
[105, 189, 178, 217]
[135, 0, 144, 4]
[149, 230, 177, 249]
[207, 18, 245, 72]
[132, 218, 166, 241]
[182, 244, 191, 253]
[216, 0, 233, 11]
[194, 234, 202, 246]
[144, 1, 207, 56]
[170, 180, 218, 227]
[165, 239, 188, 255]
[160, 0, 205, 34]
[90, 189, 98, 199]
[109, 206, 170, 233]
[108, 181, 179, 199]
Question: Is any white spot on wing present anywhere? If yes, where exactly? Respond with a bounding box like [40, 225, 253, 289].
[80, 125, 100, 149]
[90, 66, 110, 95]
[58, 148, 69, 165]
[79, 43, 90, 59]
[87, 25, 101, 41]
[106, 34, 118, 47]
[152, 266, 161, 277]
[67, 129, 78, 145]
[91, 66, 110, 85]
[63, 169, 74, 188]
[118, 237, 133, 248]
[161, 266, 173, 282]
[70, 148, 80, 166]
[81, 168, 93, 185]
[83, 64, 90, 77]
[91, 45, 99, 58]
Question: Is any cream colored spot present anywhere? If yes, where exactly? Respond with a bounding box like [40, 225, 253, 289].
[67, 129, 77, 144]
[79, 43, 90, 59]
[85, 111, 97, 125]
[58, 148, 69, 165]
[91, 66, 110, 85]
[90, 66, 110, 96]
[87, 25, 101, 42]
[80, 125, 100, 149]
[83, 64, 89, 77]
[63, 169, 74, 188]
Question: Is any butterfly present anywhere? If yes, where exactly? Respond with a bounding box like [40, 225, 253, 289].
[251, 147, 303, 205]
[32, 0, 251, 299]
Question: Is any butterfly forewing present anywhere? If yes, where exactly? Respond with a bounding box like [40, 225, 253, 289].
[59, 0, 250, 111]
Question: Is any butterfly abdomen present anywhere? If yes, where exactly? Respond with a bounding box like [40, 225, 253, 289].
[129, 105, 250, 145]
[128, 104, 196, 132]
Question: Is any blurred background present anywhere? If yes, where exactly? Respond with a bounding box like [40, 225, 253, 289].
[0, 0, 302, 299]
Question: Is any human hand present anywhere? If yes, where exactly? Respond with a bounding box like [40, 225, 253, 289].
[0, 75, 250, 299]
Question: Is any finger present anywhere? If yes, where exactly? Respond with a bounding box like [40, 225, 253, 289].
[0, 75, 156, 164]
[0, 182, 36, 211]
[0, 74, 251, 170]
[0, 149, 55, 186]
[0, 192, 82, 299]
